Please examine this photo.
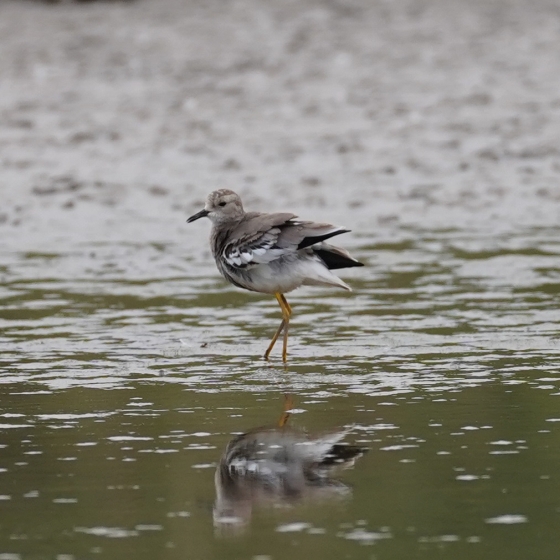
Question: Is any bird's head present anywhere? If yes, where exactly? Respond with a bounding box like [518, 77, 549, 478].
[187, 189, 244, 225]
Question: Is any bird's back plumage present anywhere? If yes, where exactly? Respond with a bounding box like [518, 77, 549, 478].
[187, 189, 363, 360]
[209, 211, 363, 294]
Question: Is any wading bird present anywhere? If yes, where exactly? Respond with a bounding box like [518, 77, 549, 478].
[187, 189, 363, 361]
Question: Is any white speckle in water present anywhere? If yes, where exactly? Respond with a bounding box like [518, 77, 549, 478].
[276, 522, 311, 533]
[485, 515, 528, 524]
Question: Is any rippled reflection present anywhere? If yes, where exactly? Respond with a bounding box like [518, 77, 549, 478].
[213, 396, 366, 532]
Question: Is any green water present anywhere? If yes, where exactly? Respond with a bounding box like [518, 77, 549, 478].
[3, 0, 560, 557]
[2, 223, 560, 560]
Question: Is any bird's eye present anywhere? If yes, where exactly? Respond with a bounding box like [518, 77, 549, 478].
[218, 201, 227, 207]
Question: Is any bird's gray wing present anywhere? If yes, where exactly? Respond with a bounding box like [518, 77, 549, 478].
[223, 213, 350, 268]
[276, 220, 351, 250]
[222, 213, 296, 268]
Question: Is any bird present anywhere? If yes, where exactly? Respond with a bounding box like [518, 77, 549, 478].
[214, 419, 366, 528]
[187, 189, 363, 361]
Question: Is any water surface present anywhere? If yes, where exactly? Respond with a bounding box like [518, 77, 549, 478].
[2, 218, 560, 560]
[2, 1, 560, 558]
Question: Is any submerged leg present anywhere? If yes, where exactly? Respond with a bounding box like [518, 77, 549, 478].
[277, 393, 294, 427]
[263, 293, 292, 361]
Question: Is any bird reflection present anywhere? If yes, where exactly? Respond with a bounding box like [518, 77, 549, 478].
[213, 395, 366, 531]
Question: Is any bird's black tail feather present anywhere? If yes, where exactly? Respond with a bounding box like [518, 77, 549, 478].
[314, 247, 364, 270]
[320, 444, 368, 466]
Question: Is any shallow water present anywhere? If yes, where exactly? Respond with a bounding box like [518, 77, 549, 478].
[3, 218, 560, 560]
[2, 0, 560, 559]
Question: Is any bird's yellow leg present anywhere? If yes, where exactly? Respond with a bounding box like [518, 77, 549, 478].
[282, 319, 289, 362]
[281, 294, 292, 315]
[264, 319, 285, 360]
[280, 294, 292, 362]
[263, 293, 289, 360]
[277, 393, 294, 427]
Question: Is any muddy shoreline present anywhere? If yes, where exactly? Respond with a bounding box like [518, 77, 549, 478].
[1, 0, 559, 253]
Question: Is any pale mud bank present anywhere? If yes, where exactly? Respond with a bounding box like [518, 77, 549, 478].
[0, 0, 559, 254]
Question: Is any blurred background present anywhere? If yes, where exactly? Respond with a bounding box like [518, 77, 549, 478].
[2, 0, 560, 241]
[1, 1, 560, 559]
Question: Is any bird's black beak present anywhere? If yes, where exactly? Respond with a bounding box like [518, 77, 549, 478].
[187, 209, 209, 223]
